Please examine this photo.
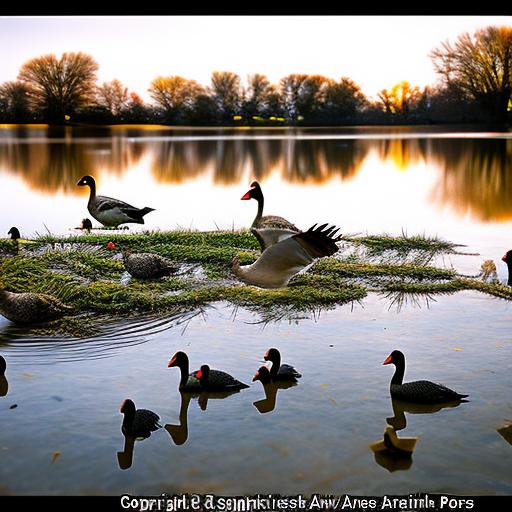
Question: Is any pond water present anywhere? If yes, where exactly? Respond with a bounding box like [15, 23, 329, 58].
[1, 125, 512, 496]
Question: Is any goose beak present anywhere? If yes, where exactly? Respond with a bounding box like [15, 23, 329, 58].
[167, 356, 177, 368]
[195, 369, 203, 379]
[502, 255, 507, 262]
[383, 355, 393, 365]
[241, 187, 254, 200]
[252, 372, 260, 382]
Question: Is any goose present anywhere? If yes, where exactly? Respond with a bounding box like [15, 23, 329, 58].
[123, 252, 178, 280]
[167, 351, 202, 392]
[8, 227, 20, 241]
[502, 250, 512, 286]
[263, 348, 301, 382]
[232, 223, 342, 288]
[383, 350, 468, 404]
[241, 181, 300, 251]
[80, 218, 93, 231]
[0, 288, 73, 325]
[120, 398, 161, 439]
[77, 175, 155, 228]
[194, 364, 249, 392]
[0, 355, 5, 377]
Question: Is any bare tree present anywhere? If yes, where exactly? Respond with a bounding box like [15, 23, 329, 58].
[149, 76, 205, 120]
[18, 52, 99, 123]
[210, 71, 243, 120]
[431, 26, 512, 122]
[96, 79, 129, 116]
[0, 80, 31, 120]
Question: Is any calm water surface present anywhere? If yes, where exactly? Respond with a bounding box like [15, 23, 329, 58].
[1, 125, 512, 495]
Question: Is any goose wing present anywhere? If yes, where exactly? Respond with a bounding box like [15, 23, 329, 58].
[236, 224, 341, 288]
[95, 195, 142, 215]
[251, 227, 299, 251]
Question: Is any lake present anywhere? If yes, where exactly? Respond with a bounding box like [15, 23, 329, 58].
[1, 124, 512, 496]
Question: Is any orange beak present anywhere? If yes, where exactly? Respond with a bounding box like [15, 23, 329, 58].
[383, 354, 393, 365]
[167, 355, 177, 368]
[241, 188, 254, 200]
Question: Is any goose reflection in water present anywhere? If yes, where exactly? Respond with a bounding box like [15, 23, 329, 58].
[370, 397, 465, 473]
[117, 398, 161, 470]
[164, 388, 241, 447]
[252, 366, 297, 414]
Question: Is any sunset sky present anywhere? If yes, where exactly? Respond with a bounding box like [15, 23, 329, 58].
[0, 15, 511, 102]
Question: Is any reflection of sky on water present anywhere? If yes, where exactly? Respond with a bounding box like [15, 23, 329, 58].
[1, 126, 512, 278]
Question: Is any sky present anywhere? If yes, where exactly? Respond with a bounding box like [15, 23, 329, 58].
[0, 15, 511, 102]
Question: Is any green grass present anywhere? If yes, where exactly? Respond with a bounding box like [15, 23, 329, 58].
[0, 229, 507, 335]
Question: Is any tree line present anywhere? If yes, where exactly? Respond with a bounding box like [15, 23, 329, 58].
[0, 25, 511, 126]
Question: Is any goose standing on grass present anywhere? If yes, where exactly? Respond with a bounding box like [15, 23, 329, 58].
[383, 350, 468, 404]
[232, 223, 342, 288]
[77, 175, 155, 228]
[123, 252, 178, 280]
[241, 181, 300, 250]
[194, 364, 249, 392]
[264, 348, 302, 382]
[502, 250, 512, 286]
[120, 398, 161, 439]
[0, 288, 73, 325]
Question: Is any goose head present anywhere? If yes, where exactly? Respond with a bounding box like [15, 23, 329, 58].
[252, 366, 271, 384]
[383, 350, 405, 367]
[8, 227, 20, 240]
[77, 175, 95, 188]
[167, 351, 189, 370]
[120, 398, 136, 415]
[502, 250, 512, 265]
[264, 347, 280, 365]
[241, 181, 263, 201]
[194, 364, 210, 385]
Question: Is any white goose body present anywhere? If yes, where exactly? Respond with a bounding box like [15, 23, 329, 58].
[233, 223, 341, 289]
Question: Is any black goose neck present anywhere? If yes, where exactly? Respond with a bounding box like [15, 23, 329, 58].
[178, 357, 190, 388]
[391, 358, 405, 386]
[253, 188, 264, 226]
[269, 352, 281, 378]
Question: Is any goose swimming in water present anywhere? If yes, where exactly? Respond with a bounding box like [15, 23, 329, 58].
[120, 398, 161, 439]
[264, 348, 302, 382]
[383, 350, 468, 404]
[77, 175, 155, 228]
[232, 223, 342, 288]
[194, 364, 249, 392]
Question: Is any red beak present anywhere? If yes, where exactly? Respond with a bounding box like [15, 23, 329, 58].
[195, 369, 203, 379]
[167, 355, 177, 368]
[241, 188, 253, 200]
[252, 372, 259, 382]
[502, 255, 507, 262]
[383, 355, 393, 365]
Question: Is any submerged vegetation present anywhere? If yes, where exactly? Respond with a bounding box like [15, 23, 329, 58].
[0, 228, 510, 334]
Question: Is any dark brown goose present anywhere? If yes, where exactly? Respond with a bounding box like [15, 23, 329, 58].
[77, 175, 155, 228]
[0, 288, 72, 325]
[264, 348, 301, 382]
[241, 181, 300, 250]
[232, 223, 342, 288]
[194, 364, 249, 392]
[124, 252, 178, 279]
[383, 350, 468, 404]
[120, 399, 161, 439]
[8, 227, 20, 241]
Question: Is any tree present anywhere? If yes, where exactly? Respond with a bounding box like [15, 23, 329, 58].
[323, 77, 368, 121]
[210, 71, 243, 121]
[0, 80, 31, 121]
[96, 79, 129, 117]
[18, 52, 99, 123]
[378, 81, 422, 115]
[430, 26, 512, 123]
[244, 73, 273, 117]
[149, 76, 205, 122]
